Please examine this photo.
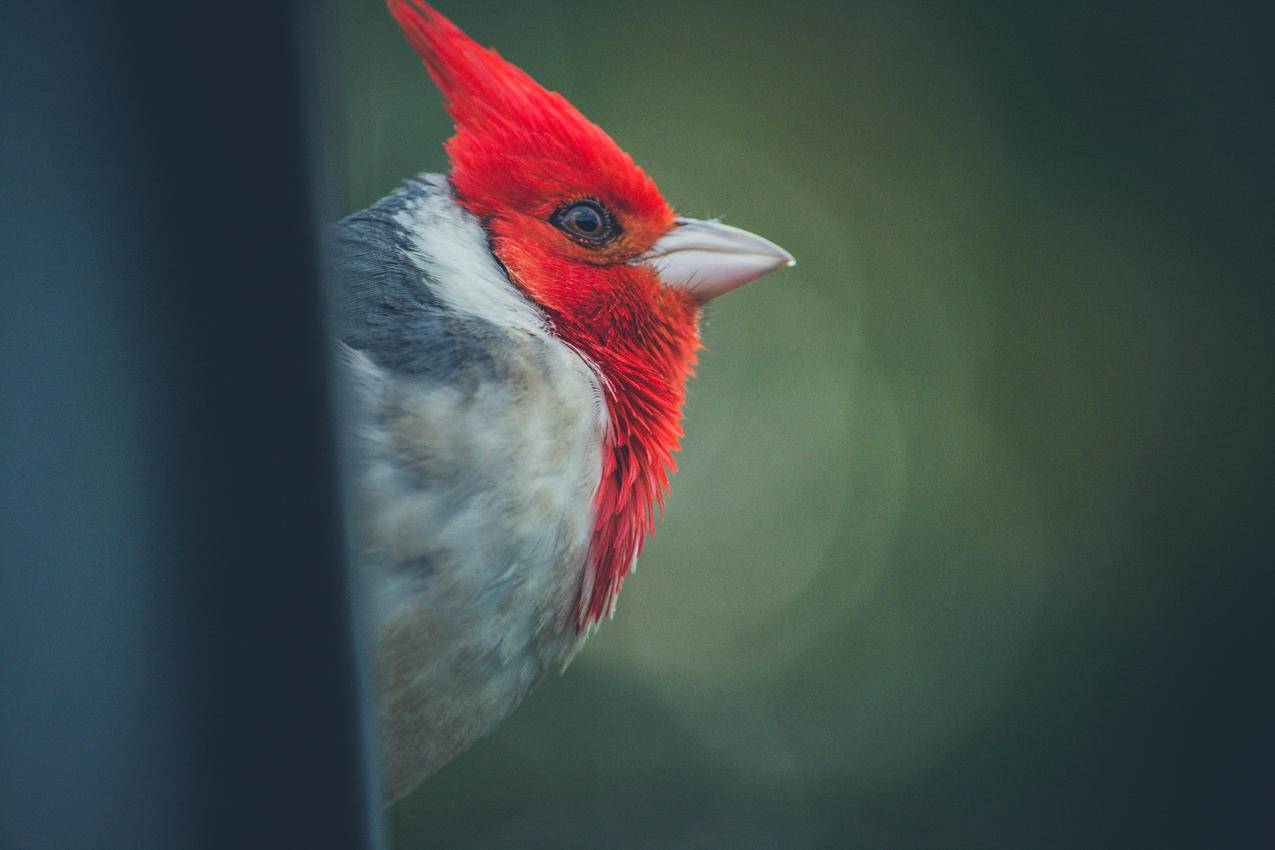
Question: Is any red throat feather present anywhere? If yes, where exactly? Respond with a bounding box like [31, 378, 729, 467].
[387, 1, 701, 629]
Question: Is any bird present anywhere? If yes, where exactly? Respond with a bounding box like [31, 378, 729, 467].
[332, 0, 794, 805]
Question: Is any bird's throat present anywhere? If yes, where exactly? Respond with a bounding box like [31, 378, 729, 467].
[571, 318, 699, 629]
[497, 247, 701, 629]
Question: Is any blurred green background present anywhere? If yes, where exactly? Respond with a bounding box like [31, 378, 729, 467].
[329, 2, 1272, 847]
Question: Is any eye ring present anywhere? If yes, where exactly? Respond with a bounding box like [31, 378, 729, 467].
[551, 200, 620, 246]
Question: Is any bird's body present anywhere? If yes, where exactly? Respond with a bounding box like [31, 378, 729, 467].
[334, 175, 604, 798]
[337, 1, 793, 803]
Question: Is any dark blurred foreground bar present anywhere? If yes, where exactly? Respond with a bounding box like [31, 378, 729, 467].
[0, 3, 375, 848]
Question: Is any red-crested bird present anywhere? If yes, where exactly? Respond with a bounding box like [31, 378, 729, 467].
[334, 1, 793, 803]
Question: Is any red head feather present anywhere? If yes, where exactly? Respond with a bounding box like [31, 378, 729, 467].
[388, 1, 700, 629]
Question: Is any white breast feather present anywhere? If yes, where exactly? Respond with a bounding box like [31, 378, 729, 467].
[344, 176, 609, 803]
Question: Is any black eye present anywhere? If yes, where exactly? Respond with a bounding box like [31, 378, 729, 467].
[551, 200, 620, 246]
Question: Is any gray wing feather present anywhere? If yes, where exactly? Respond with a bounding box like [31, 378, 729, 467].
[328, 186, 503, 385]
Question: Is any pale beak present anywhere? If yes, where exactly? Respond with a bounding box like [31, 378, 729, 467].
[640, 217, 795, 301]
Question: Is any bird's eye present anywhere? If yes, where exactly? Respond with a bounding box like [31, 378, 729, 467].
[551, 200, 620, 246]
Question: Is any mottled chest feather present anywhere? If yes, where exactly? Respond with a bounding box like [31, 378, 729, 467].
[332, 176, 607, 802]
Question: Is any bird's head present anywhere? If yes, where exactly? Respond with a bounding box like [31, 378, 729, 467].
[388, 1, 793, 627]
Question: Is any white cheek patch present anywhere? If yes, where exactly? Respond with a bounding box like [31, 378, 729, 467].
[392, 174, 548, 335]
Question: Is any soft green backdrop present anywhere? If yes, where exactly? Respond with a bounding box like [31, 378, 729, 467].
[328, 2, 1272, 847]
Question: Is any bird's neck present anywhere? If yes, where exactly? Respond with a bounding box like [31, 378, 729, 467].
[496, 247, 701, 629]
[556, 297, 700, 628]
